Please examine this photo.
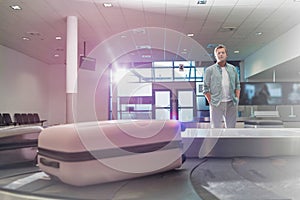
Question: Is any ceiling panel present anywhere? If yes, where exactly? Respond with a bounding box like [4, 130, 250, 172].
[259, 0, 286, 7]
[205, 6, 233, 23]
[186, 6, 210, 20]
[144, 13, 166, 27]
[165, 0, 191, 7]
[236, 0, 261, 6]
[122, 9, 146, 28]
[1, 0, 300, 81]
[223, 6, 255, 28]
[212, 0, 238, 6]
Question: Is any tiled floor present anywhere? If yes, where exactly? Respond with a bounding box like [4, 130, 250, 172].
[191, 156, 300, 200]
[1, 156, 300, 200]
[0, 159, 201, 200]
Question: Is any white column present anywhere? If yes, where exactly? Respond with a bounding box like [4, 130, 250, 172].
[272, 69, 276, 82]
[66, 16, 78, 123]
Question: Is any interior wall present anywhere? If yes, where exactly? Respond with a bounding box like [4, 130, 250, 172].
[244, 23, 300, 79]
[76, 58, 110, 122]
[0, 44, 111, 125]
[0, 45, 49, 123]
[48, 64, 66, 125]
[0, 45, 67, 126]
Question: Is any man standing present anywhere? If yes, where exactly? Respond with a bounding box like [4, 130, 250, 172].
[203, 44, 240, 128]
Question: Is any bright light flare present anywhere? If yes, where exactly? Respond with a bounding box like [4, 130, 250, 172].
[112, 67, 129, 84]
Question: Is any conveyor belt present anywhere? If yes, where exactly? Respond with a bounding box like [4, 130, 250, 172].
[1, 156, 300, 200]
[0, 160, 200, 200]
[191, 156, 300, 200]
[1, 128, 300, 199]
[182, 128, 300, 158]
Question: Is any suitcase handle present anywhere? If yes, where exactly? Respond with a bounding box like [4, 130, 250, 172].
[40, 157, 60, 169]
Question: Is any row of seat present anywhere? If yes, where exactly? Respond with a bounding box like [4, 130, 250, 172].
[0, 113, 16, 126]
[0, 113, 46, 126]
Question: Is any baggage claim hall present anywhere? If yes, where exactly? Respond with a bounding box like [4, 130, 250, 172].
[1, 0, 300, 199]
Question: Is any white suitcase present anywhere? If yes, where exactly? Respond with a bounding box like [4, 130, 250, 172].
[38, 120, 184, 186]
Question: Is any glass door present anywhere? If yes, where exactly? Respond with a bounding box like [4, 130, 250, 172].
[153, 90, 171, 120]
[177, 90, 194, 122]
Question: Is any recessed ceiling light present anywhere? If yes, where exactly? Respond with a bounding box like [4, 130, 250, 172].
[54, 54, 60, 57]
[187, 33, 194, 37]
[56, 48, 64, 51]
[255, 32, 263, 36]
[27, 31, 41, 36]
[234, 50, 240, 54]
[10, 5, 22, 10]
[142, 55, 151, 58]
[220, 27, 236, 32]
[133, 28, 146, 34]
[55, 36, 62, 40]
[22, 37, 30, 41]
[103, 3, 113, 7]
[136, 45, 151, 49]
[197, 0, 207, 4]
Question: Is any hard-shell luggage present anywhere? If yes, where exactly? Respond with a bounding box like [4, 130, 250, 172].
[0, 126, 43, 166]
[38, 120, 184, 186]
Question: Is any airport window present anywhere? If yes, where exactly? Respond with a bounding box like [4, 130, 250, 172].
[153, 61, 173, 67]
[109, 61, 211, 121]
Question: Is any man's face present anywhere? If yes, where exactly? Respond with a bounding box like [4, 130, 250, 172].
[215, 47, 227, 63]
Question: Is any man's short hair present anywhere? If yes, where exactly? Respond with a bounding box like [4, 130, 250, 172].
[214, 44, 227, 56]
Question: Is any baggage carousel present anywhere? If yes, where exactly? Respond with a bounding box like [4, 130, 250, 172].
[1, 128, 300, 200]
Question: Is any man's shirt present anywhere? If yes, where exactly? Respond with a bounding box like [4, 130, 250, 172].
[203, 62, 240, 106]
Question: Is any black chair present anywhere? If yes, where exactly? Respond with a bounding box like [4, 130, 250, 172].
[21, 113, 30, 124]
[2, 113, 17, 126]
[27, 113, 35, 124]
[14, 113, 24, 125]
[33, 113, 47, 126]
[0, 114, 6, 126]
